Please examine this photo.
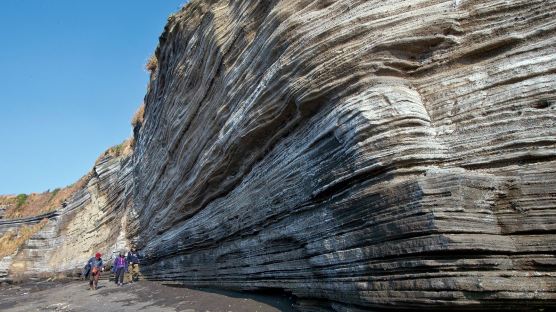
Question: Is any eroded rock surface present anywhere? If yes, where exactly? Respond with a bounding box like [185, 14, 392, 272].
[1, 0, 555, 310]
[129, 0, 556, 310]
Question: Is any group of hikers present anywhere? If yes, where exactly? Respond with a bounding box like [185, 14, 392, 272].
[83, 248, 141, 290]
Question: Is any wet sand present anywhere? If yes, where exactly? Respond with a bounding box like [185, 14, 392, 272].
[0, 279, 296, 312]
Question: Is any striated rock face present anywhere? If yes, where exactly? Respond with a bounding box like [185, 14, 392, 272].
[1, 0, 555, 310]
[128, 0, 556, 310]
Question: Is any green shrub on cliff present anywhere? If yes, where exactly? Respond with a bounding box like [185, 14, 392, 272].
[16, 194, 28, 208]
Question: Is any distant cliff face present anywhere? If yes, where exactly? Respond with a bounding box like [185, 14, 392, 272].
[0, 154, 132, 281]
[2, 0, 556, 310]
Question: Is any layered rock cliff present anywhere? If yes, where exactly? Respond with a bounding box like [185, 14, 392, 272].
[2, 0, 556, 310]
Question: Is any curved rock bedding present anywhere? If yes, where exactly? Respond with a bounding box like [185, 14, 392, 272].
[1, 0, 555, 310]
[128, 0, 556, 309]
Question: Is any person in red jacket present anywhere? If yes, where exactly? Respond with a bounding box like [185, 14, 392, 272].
[86, 252, 104, 290]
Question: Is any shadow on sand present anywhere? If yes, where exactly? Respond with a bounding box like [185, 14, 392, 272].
[162, 283, 296, 312]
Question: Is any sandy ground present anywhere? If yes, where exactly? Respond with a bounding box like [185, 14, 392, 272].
[0, 279, 296, 312]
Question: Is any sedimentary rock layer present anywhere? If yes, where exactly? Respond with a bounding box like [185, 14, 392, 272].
[129, 0, 556, 310]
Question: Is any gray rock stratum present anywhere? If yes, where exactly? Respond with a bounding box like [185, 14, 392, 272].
[1, 0, 556, 310]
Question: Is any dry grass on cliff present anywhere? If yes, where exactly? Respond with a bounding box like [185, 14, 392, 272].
[145, 54, 158, 72]
[96, 138, 134, 164]
[131, 103, 145, 128]
[1, 173, 92, 219]
[0, 218, 48, 258]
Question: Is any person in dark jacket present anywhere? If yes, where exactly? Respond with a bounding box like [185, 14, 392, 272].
[112, 251, 128, 286]
[126, 247, 142, 283]
[86, 252, 104, 290]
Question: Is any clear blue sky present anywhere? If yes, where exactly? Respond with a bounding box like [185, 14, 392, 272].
[0, 0, 187, 194]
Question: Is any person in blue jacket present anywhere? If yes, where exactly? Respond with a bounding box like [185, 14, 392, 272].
[84, 252, 104, 290]
[126, 247, 141, 283]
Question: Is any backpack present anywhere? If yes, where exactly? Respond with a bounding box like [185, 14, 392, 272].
[117, 257, 126, 267]
[82, 264, 91, 279]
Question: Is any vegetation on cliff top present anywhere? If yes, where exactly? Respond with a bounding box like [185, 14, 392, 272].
[96, 138, 134, 164]
[131, 103, 145, 128]
[1, 136, 136, 220]
[15, 194, 28, 208]
[145, 54, 158, 72]
[0, 173, 92, 219]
